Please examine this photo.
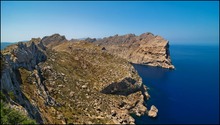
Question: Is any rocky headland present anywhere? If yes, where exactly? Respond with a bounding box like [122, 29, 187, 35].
[92, 33, 175, 69]
[1, 33, 173, 124]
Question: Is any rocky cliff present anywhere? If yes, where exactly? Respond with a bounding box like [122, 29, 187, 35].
[1, 40, 48, 123]
[93, 32, 175, 69]
[1, 34, 156, 124]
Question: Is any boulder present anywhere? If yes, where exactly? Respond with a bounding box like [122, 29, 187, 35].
[69, 91, 74, 97]
[148, 105, 158, 117]
[82, 85, 87, 89]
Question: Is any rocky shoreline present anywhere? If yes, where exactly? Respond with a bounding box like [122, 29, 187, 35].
[0, 33, 171, 124]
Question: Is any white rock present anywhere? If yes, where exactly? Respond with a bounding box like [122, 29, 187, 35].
[82, 85, 87, 89]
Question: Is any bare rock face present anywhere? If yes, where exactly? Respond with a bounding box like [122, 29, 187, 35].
[41, 33, 67, 48]
[1, 40, 59, 123]
[1, 41, 48, 123]
[10, 42, 47, 70]
[94, 32, 175, 69]
[148, 105, 158, 117]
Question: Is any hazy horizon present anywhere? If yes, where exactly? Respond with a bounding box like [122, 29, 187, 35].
[1, 1, 219, 45]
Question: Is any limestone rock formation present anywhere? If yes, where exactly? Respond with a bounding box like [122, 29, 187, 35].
[41, 33, 67, 48]
[93, 32, 175, 69]
[1, 34, 152, 124]
[1, 41, 48, 123]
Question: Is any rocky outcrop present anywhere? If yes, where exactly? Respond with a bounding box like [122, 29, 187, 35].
[94, 32, 175, 69]
[84, 37, 97, 43]
[41, 34, 67, 48]
[109, 91, 147, 124]
[1, 41, 57, 123]
[101, 77, 142, 96]
[8, 42, 47, 70]
[148, 105, 158, 117]
[1, 56, 44, 123]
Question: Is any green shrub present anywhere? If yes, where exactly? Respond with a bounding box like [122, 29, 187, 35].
[8, 91, 16, 101]
[0, 102, 36, 124]
[0, 92, 7, 102]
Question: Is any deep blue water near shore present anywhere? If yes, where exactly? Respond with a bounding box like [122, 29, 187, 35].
[133, 44, 219, 124]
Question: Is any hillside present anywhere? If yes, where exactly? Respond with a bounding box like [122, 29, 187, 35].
[0, 33, 167, 124]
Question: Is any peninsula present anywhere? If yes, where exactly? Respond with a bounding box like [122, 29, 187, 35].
[1, 33, 173, 124]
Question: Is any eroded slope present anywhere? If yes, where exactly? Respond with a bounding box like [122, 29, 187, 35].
[1, 35, 151, 124]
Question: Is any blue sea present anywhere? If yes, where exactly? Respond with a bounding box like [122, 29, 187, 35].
[133, 44, 219, 124]
[1, 42, 16, 50]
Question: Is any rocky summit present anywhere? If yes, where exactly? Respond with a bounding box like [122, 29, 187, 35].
[1, 33, 173, 124]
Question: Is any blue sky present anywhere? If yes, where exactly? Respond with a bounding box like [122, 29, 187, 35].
[1, 1, 219, 45]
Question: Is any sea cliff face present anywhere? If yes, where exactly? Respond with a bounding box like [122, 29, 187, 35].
[93, 33, 175, 69]
[0, 34, 156, 124]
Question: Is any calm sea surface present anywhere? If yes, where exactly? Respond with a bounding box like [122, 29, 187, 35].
[1, 42, 16, 50]
[133, 44, 219, 124]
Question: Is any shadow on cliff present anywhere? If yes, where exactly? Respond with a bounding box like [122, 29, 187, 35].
[100, 77, 140, 96]
[13, 69, 44, 123]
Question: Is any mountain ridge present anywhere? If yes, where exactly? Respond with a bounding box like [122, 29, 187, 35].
[1, 32, 171, 124]
[92, 32, 174, 69]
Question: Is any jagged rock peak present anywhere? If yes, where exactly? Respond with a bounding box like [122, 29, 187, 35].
[8, 42, 47, 70]
[41, 33, 67, 46]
